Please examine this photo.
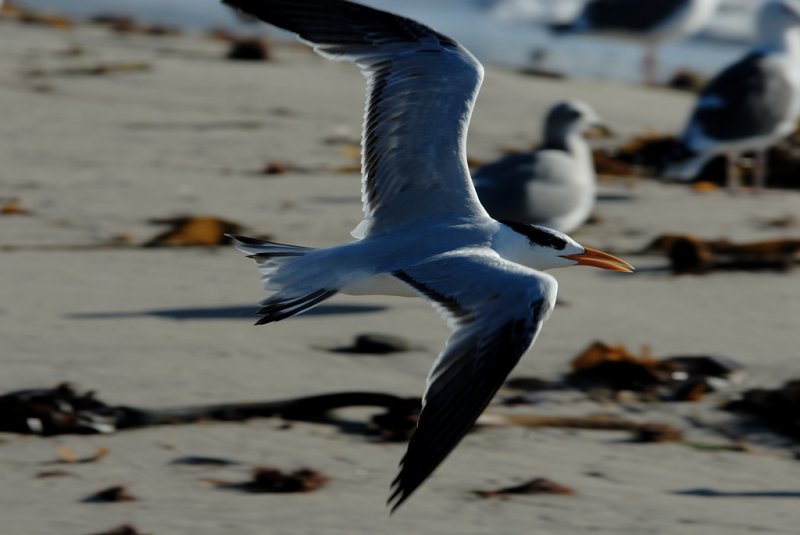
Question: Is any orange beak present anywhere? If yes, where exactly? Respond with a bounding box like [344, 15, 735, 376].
[561, 246, 634, 273]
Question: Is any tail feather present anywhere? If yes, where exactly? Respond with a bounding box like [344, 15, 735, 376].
[255, 289, 337, 324]
[229, 234, 312, 260]
[230, 234, 337, 323]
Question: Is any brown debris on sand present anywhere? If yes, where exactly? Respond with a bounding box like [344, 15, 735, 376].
[87, 525, 144, 535]
[227, 38, 271, 61]
[1, 214, 249, 251]
[564, 341, 743, 401]
[262, 161, 291, 175]
[5, 4, 73, 29]
[36, 469, 75, 478]
[210, 467, 328, 494]
[592, 149, 639, 178]
[53, 446, 109, 464]
[170, 456, 240, 467]
[0, 383, 121, 435]
[594, 133, 679, 178]
[760, 215, 798, 229]
[725, 380, 800, 440]
[0, 383, 420, 439]
[482, 413, 684, 443]
[665, 69, 707, 93]
[329, 333, 415, 355]
[371, 400, 420, 442]
[633, 424, 685, 443]
[143, 216, 245, 247]
[689, 181, 719, 192]
[644, 234, 800, 274]
[82, 485, 137, 504]
[90, 14, 181, 36]
[0, 198, 30, 215]
[474, 477, 575, 499]
[25, 63, 152, 78]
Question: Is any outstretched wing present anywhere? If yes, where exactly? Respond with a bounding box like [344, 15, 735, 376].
[388, 249, 558, 511]
[223, 0, 490, 236]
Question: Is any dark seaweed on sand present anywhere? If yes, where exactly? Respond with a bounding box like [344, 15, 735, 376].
[0, 383, 419, 439]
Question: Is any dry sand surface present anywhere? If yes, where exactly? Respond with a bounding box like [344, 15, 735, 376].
[1, 17, 800, 535]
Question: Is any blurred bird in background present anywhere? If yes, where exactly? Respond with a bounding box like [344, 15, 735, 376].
[473, 100, 606, 233]
[663, 0, 800, 192]
[552, 0, 720, 84]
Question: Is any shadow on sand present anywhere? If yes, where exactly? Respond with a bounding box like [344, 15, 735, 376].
[66, 304, 387, 321]
[673, 488, 800, 498]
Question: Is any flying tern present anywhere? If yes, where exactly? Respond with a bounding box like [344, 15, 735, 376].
[223, 0, 633, 511]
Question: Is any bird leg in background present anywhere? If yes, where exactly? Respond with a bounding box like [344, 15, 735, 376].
[643, 45, 658, 86]
[752, 150, 768, 194]
[725, 152, 742, 194]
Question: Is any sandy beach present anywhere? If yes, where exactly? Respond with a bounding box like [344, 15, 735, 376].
[2, 13, 800, 535]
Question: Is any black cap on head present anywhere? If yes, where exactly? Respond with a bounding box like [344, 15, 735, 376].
[501, 220, 568, 250]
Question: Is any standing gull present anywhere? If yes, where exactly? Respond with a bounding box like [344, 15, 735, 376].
[222, 0, 633, 511]
[473, 100, 605, 233]
[552, 0, 720, 84]
[663, 0, 800, 191]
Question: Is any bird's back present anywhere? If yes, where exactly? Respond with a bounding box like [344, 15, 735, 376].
[684, 51, 797, 147]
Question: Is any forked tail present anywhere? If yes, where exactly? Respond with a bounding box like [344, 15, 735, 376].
[230, 235, 337, 324]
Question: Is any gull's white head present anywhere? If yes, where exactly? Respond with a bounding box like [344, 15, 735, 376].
[499, 220, 634, 273]
[542, 100, 608, 145]
[758, 1, 800, 39]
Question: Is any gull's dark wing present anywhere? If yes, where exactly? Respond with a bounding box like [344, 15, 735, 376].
[223, 0, 490, 236]
[684, 52, 795, 144]
[579, 0, 691, 32]
[389, 249, 557, 511]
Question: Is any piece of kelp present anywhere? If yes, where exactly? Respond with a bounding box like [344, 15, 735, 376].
[142, 216, 246, 247]
[474, 477, 575, 499]
[0, 383, 420, 437]
[208, 467, 327, 493]
[724, 380, 800, 440]
[561, 341, 744, 401]
[643, 234, 800, 274]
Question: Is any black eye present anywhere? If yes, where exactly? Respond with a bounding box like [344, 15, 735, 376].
[502, 220, 567, 250]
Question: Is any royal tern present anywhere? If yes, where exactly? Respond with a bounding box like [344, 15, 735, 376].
[663, 0, 800, 192]
[552, 0, 720, 84]
[473, 100, 605, 233]
[223, 0, 633, 511]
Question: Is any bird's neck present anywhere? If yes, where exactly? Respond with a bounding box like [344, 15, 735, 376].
[491, 224, 563, 271]
[540, 129, 583, 154]
[492, 223, 544, 269]
[543, 131, 593, 175]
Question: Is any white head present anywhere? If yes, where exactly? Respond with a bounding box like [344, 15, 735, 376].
[499, 220, 634, 273]
[541, 100, 608, 149]
[757, 1, 800, 43]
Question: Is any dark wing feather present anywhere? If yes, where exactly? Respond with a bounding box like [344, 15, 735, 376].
[581, 0, 690, 32]
[388, 251, 557, 511]
[687, 52, 795, 142]
[222, 0, 456, 54]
